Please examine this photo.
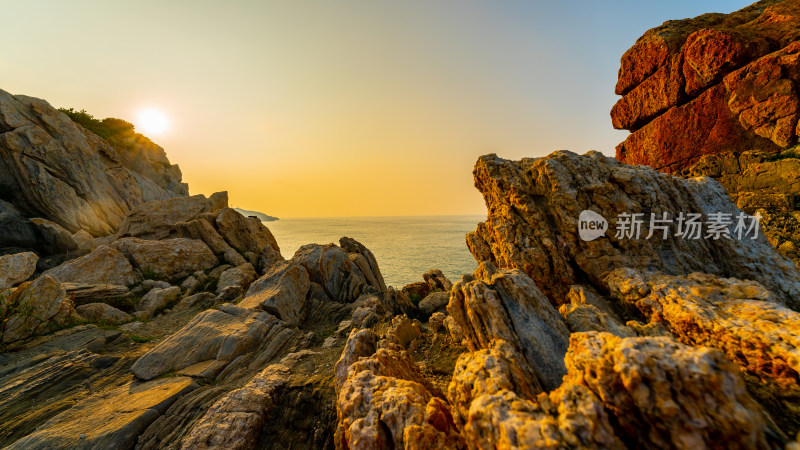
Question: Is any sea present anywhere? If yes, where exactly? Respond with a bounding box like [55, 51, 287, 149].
[266, 215, 485, 288]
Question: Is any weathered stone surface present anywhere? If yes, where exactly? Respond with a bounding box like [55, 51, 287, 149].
[423, 269, 452, 292]
[558, 303, 636, 337]
[117, 194, 225, 240]
[137, 286, 181, 319]
[340, 236, 386, 291]
[217, 263, 258, 294]
[29, 218, 78, 254]
[0, 251, 37, 290]
[613, 1, 800, 172]
[0, 89, 186, 236]
[115, 238, 218, 282]
[6, 377, 196, 450]
[565, 331, 779, 448]
[335, 330, 465, 449]
[448, 339, 623, 450]
[76, 302, 132, 325]
[215, 207, 279, 255]
[61, 283, 130, 304]
[0, 200, 38, 250]
[467, 151, 800, 307]
[605, 268, 800, 424]
[240, 261, 310, 326]
[131, 306, 272, 380]
[294, 243, 371, 302]
[418, 291, 449, 316]
[2, 275, 75, 344]
[180, 364, 289, 449]
[448, 262, 570, 391]
[43, 245, 137, 286]
[175, 216, 248, 267]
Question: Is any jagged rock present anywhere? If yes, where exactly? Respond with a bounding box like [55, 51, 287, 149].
[428, 312, 447, 333]
[29, 218, 78, 254]
[43, 245, 137, 286]
[448, 262, 570, 392]
[294, 243, 371, 302]
[215, 207, 279, 255]
[130, 305, 274, 380]
[142, 279, 171, 293]
[605, 268, 800, 426]
[2, 275, 75, 344]
[447, 339, 623, 449]
[387, 314, 422, 348]
[418, 291, 449, 316]
[444, 316, 464, 343]
[6, 377, 196, 450]
[117, 194, 226, 240]
[565, 331, 780, 448]
[258, 246, 285, 274]
[175, 215, 248, 267]
[115, 238, 218, 282]
[71, 229, 95, 251]
[180, 364, 289, 449]
[335, 330, 465, 449]
[239, 261, 310, 326]
[382, 287, 417, 316]
[335, 329, 378, 391]
[558, 303, 636, 337]
[340, 236, 386, 291]
[0, 89, 186, 236]
[613, 1, 800, 171]
[423, 269, 452, 292]
[0, 251, 38, 290]
[76, 303, 132, 325]
[402, 281, 430, 300]
[467, 151, 800, 307]
[217, 263, 258, 294]
[137, 286, 181, 320]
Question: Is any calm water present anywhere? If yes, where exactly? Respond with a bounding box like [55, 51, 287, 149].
[266, 215, 484, 288]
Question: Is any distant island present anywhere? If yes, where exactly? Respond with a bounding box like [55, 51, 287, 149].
[234, 207, 279, 222]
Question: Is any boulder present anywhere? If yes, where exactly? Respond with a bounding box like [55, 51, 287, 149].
[0, 89, 187, 236]
[76, 303, 132, 325]
[423, 269, 452, 292]
[61, 283, 130, 305]
[43, 245, 136, 286]
[418, 291, 449, 316]
[115, 238, 218, 282]
[335, 330, 465, 449]
[564, 332, 779, 448]
[217, 263, 258, 294]
[136, 286, 181, 319]
[448, 262, 570, 392]
[339, 236, 386, 291]
[293, 243, 371, 302]
[71, 229, 96, 251]
[0, 251, 38, 290]
[130, 305, 274, 380]
[29, 218, 78, 254]
[116, 193, 226, 240]
[0, 200, 38, 250]
[467, 151, 800, 307]
[215, 207, 279, 255]
[175, 216, 248, 267]
[239, 261, 310, 326]
[2, 275, 75, 343]
[5, 377, 196, 450]
[180, 365, 289, 450]
[612, 2, 800, 172]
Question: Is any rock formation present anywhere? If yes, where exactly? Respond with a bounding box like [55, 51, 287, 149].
[612, 0, 800, 172]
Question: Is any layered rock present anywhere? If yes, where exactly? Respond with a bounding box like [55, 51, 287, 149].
[0, 89, 186, 236]
[115, 238, 218, 282]
[0, 251, 37, 290]
[239, 261, 310, 326]
[448, 262, 569, 391]
[467, 151, 800, 307]
[1, 275, 76, 344]
[612, 0, 800, 172]
[42, 245, 136, 286]
[294, 241, 384, 302]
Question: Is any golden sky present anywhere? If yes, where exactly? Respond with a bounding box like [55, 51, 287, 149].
[3, 0, 751, 217]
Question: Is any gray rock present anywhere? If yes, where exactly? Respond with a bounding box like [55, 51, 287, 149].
[293, 243, 369, 302]
[130, 306, 273, 380]
[115, 238, 218, 282]
[239, 261, 310, 326]
[76, 303, 132, 325]
[29, 218, 78, 254]
[142, 279, 171, 293]
[0, 252, 38, 290]
[43, 245, 136, 286]
[2, 275, 75, 344]
[137, 286, 181, 319]
[217, 263, 257, 294]
[418, 291, 449, 316]
[339, 236, 386, 291]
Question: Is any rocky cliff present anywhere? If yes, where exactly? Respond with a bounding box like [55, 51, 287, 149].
[0, 89, 187, 257]
[612, 0, 800, 172]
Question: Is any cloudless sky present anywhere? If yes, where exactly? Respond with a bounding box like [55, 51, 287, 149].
[2, 0, 753, 217]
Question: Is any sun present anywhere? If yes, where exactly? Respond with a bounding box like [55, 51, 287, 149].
[136, 108, 169, 135]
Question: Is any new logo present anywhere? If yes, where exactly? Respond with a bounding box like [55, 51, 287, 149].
[578, 210, 608, 241]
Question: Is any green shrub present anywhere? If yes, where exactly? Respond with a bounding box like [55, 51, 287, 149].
[768, 145, 800, 162]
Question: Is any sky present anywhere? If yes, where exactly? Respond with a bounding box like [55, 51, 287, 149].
[3, 0, 754, 218]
